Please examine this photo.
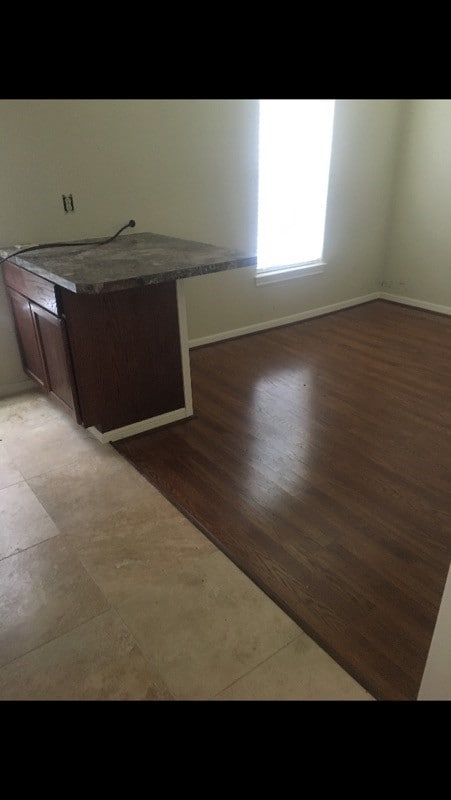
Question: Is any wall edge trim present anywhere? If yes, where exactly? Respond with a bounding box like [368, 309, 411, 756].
[189, 292, 380, 348]
[379, 292, 451, 316]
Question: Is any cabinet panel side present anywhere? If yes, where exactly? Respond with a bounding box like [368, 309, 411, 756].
[61, 282, 185, 431]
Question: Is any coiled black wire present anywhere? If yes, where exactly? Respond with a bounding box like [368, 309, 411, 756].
[0, 219, 136, 266]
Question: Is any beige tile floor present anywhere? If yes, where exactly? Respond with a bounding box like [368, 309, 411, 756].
[0, 390, 372, 701]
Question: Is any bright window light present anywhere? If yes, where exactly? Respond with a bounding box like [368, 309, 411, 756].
[257, 99, 335, 272]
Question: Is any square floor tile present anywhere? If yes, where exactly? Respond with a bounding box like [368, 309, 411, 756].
[0, 481, 59, 560]
[215, 634, 373, 700]
[69, 509, 216, 605]
[0, 609, 173, 700]
[118, 550, 301, 699]
[29, 452, 178, 532]
[0, 391, 61, 434]
[0, 442, 22, 490]
[3, 417, 108, 479]
[0, 536, 109, 667]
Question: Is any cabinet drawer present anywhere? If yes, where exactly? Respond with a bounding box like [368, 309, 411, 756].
[3, 260, 59, 316]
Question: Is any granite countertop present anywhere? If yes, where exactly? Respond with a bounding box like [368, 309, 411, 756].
[1, 231, 257, 294]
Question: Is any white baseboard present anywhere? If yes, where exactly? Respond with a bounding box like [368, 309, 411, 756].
[87, 407, 190, 444]
[380, 292, 451, 316]
[189, 292, 380, 348]
[0, 379, 35, 399]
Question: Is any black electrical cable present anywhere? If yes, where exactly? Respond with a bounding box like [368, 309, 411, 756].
[0, 219, 136, 266]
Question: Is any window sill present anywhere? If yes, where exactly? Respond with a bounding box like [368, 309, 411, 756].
[255, 261, 326, 287]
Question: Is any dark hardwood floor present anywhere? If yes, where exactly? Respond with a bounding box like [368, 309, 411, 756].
[115, 300, 451, 701]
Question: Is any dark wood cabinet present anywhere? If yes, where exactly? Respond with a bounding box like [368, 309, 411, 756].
[30, 300, 81, 421]
[5, 283, 81, 422]
[7, 287, 47, 390]
[3, 259, 187, 439]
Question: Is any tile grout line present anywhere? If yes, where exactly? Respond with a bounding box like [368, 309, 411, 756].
[211, 632, 305, 699]
[0, 608, 112, 674]
[21, 445, 133, 485]
[0, 477, 61, 563]
[0, 438, 27, 486]
[3, 445, 89, 484]
[112, 603, 175, 698]
[61, 533, 174, 697]
[0, 531, 60, 563]
[21, 450, 111, 483]
[0, 502, 67, 562]
[0, 478, 26, 492]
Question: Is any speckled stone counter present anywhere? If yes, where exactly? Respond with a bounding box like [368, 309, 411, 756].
[1, 231, 256, 294]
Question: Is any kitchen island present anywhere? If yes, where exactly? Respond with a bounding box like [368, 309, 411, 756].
[1, 231, 256, 442]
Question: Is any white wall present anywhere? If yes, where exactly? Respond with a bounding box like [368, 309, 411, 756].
[418, 562, 451, 700]
[0, 99, 402, 392]
[185, 99, 403, 340]
[384, 100, 451, 307]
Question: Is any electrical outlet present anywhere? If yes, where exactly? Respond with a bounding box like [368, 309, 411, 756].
[62, 194, 75, 213]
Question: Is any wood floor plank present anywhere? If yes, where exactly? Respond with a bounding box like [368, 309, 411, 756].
[115, 300, 451, 700]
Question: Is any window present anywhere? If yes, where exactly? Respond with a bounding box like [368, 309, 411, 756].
[256, 99, 335, 286]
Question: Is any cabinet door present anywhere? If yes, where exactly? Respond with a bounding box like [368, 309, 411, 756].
[7, 287, 48, 389]
[30, 301, 81, 423]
